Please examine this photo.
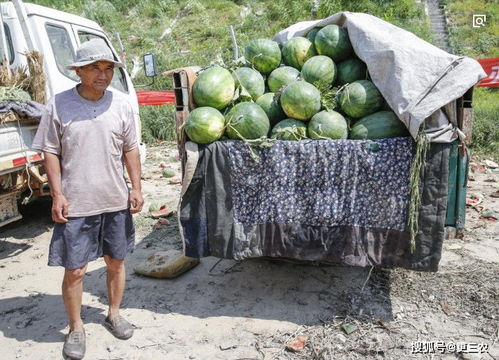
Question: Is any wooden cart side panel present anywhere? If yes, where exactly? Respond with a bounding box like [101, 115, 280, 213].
[457, 87, 474, 146]
[171, 68, 199, 158]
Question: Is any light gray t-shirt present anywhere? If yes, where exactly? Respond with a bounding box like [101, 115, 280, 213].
[32, 87, 138, 217]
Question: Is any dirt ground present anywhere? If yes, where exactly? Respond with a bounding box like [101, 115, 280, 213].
[0, 143, 497, 360]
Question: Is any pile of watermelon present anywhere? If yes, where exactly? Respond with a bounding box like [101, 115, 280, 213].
[184, 24, 409, 145]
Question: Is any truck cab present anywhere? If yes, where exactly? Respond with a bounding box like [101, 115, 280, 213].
[0, 0, 145, 227]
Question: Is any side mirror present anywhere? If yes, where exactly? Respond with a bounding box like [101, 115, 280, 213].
[143, 53, 157, 77]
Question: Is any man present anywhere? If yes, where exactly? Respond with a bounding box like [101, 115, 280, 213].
[32, 38, 143, 360]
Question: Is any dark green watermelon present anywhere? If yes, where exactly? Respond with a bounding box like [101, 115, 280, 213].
[301, 55, 337, 86]
[336, 58, 367, 85]
[255, 92, 286, 127]
[271, 119, 308, 140]
[225, 102, 270, 140]
[308, 110, 348, 139]
[350, 111, 410, 139]
[282, 37, 317, 70]
[245, 39, 282, 74]
[305, 27, 321, 43]
[192, 66, 235, 110]
[184, 107, 226, 144]
[314, 24, 353, 62]
[267, 66, 300, 92]
[280, 81, 321, 121]
[232, 67, 265, 101]
[339, 80, 383, 118]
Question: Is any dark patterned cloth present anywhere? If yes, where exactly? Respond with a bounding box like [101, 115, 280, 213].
[179, 139, 450, 271]
[227, 138, 413, 232]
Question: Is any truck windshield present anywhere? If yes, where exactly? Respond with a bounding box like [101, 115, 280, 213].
[78, 32, 128, 93]
[46, 24, 78, 81]
[0, 23, 15, 65]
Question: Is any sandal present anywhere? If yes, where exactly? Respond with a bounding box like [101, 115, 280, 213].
[103, 315, 134, 340]
[63, 329, 85, 359]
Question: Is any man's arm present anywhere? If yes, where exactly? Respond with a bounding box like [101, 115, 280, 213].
[44, 152, 68, 223]
[124, 148, 143, 214]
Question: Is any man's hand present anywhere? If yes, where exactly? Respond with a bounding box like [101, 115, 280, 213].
[52, 194, 69, 223]
[129, 189, 144, 214]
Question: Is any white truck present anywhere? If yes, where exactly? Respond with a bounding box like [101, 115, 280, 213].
[0, 0, 148, 227]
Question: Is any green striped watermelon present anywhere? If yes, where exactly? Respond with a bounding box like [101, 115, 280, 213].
[184, 107, 226, 144]
[336, 58, 367, 85]
[245, 39, 282, 75]
[255, 92, 286, 127]
[267, 66, 300, 93]
[314, 25, 353, 62]
[308, 110, 348, 139]
[339, 80, 383, 118]
[306, 27, 321, 43]
[280, 81, 321, 121]
[282, 37, 317, 70]
[192, 66, 235, 110]
[271, 119, 308, 140]
[350, 111, 410, 139]
[301, 55, 337, 86]
[225, 102, 270, 140]
[232, 67, 265, 101]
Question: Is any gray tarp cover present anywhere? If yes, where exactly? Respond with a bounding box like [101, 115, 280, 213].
[273, 12, 486, 142]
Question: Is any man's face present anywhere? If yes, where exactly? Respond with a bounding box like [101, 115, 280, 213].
[75, 61, 114, 93]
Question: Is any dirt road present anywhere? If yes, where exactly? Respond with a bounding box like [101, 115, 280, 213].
[0, 143, 497, 359]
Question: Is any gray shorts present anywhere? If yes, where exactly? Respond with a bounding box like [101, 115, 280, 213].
[48, 209, 135, 270]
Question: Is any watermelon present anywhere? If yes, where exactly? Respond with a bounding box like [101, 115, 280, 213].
[350, 111, 410, 140]
[162, 169, 176, 178]
[184, 107, 226, 144]
[245, 39, 282, 74]
[148, 202, 161, 212]
[225, 102, 270, 140]
[306, 27, 321, 43]
[336, 58, 367, 85]
[271, 119, 308, 141]
[308, 110, 348, 139]
[267, 66, 300, 92]
[339, 80, 383, 118]
[301, 55, 337, 86]
[381, 99, 393, 111]
[280, 81, 321, 121]
[282, 37, 317, 70]
[314, 25, 353, 62]
[255, 92, 286, 127]
[192, 66, 235, 110]
[232, 67, 265, 101]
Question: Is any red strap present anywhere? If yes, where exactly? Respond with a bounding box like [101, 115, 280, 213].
[477, 57, 499, 87]
[136, 90, 175, 105]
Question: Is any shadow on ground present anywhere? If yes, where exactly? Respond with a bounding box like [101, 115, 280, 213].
[0, 214, 394, 345]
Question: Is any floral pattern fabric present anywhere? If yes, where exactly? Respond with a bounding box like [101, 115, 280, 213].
[227, 138, 414, 232]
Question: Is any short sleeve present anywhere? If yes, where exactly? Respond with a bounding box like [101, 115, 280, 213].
[123, 103, 138, 152]
[31, 98, 62, 155]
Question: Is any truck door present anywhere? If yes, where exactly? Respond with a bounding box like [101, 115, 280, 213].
[27, 16, 78, 98]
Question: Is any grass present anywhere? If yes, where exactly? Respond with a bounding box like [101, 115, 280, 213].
[471, 88, 499, 159]
[442, 0, 499, 159]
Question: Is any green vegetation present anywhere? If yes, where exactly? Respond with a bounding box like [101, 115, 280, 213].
[31, 0, 431, 143]
[471, 88, 499, 158]
[442, 0, 498, 158]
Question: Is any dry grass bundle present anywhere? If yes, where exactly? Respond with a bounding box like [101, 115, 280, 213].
[25, 51, 46, 104]
[0, 51, 46, 104]
[0, 59, 29, 89]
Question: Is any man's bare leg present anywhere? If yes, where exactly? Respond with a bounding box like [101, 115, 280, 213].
[103, 255, 126, 320]
[62, 264, 88, 332]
